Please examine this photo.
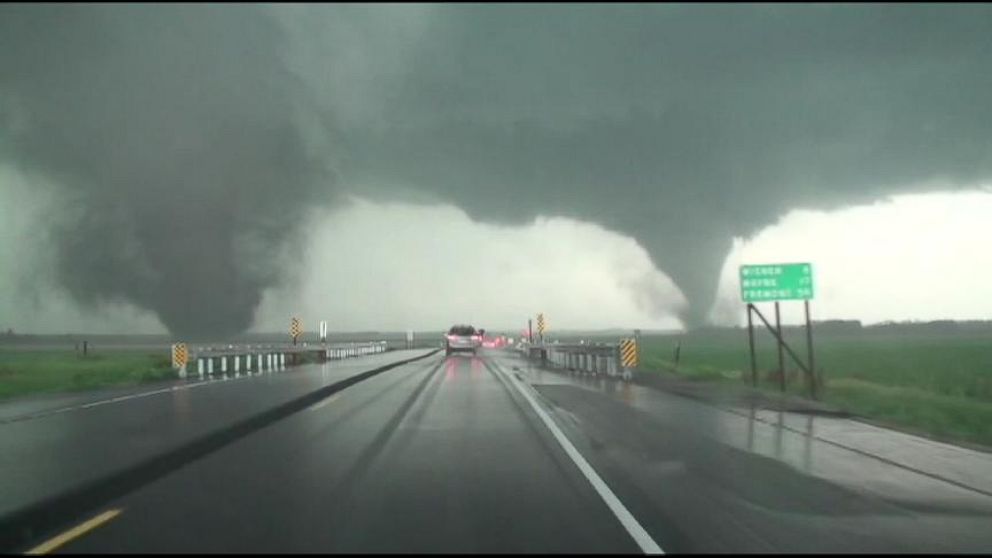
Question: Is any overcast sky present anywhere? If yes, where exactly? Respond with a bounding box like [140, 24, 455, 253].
[2, 4, 991, 337]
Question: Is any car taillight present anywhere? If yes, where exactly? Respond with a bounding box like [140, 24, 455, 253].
[472, 335, 481, 341]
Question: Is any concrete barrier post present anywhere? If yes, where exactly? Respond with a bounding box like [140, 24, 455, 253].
[207, 357, 214, 375]
[197, 358, 204, 377]
[234, 356, 240, 373]
[281, 353, 286, 368]
[257, 354, 263, 370]
[221, 357, 227, 374]
[246, 354, 251, 371]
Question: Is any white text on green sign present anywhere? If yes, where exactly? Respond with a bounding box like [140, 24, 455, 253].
[739, 263, 814, 302]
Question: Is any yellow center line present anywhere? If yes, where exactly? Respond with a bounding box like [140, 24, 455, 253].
[25, 509, 122, 555]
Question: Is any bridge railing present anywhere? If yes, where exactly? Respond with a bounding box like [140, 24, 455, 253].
[179, 341, 390, 378]
[516, 340, 635, 381]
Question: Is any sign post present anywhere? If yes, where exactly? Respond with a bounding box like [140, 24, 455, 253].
[537, 313, 546, 344]
[746, 306, 757, 387]
[406, 330, 414, 350]
[739, 263, 817, 398]
[805, 300, 817, 398]
[633, 329, 641, 374]
[319, 320, 327, 344]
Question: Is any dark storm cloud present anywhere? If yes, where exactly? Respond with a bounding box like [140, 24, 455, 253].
[3, 4, 991, 334]
[0, 4, 334, 339]
[321, 4, 992, 326]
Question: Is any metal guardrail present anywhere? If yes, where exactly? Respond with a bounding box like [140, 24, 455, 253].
[178, 341, 390, 378]
[515, 340, 635, 381]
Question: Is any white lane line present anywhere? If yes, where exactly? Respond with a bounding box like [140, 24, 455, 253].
[77, 379, 218, 410]
[4, 375, 234, 422]
[502, 366, 665, 555]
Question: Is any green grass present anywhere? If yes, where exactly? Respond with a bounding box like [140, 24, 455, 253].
[637, 330, 992, 448]
[0, 351, 176, 400]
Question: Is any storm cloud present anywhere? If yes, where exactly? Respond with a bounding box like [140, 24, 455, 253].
[0, 4, 334, 338]
[2, 4, 991, 335]
[296, 4, 992, 326]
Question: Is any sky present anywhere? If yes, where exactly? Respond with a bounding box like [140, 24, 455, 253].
[3, 163, 991, 335]
[2, 4, 992, 338]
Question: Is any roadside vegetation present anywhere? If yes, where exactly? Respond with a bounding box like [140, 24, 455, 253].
[637, 327, 992, 448]
[0, 350, 175, 400]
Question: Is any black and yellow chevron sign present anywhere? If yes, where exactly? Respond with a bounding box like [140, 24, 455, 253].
[171, 343, 188, 369]
[290, 317, 302, 339]
[619, 338, 638, 368]
[537, 313, 546, 335]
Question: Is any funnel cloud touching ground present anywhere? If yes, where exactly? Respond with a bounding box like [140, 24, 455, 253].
[0, 4, 333, 338]
[304, 4, 992, 326]
[2, 5, 992, 335]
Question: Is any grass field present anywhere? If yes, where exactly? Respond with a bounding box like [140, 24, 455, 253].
[637, 328, 992, 448]
[0, 350, 175, 400]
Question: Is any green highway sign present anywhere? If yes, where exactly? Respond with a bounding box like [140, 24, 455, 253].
[739, 262, 814, 302]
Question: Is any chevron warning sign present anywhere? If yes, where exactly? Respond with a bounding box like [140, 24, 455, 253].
[171, 343, 188, 369]
[619, 338, 638, 368]
[290, 317, 303, 340]
[537, 313, 546, 335]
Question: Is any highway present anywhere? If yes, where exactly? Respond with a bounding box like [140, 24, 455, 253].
[5, 349, 992, 553]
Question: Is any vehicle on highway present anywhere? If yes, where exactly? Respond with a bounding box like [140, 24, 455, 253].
[445, 324, 481, 356]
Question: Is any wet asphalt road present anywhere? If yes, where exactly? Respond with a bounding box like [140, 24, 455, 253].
[36, 351, 641, 553]
[0, 350, 430, 523]
[9, 349, 992, 553]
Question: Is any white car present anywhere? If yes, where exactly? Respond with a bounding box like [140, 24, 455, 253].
[445, 325, 481, 356]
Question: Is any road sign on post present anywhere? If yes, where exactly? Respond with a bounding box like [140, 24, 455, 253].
[739, 262, 818, 398]
[619, 338, 638, 368]
[739, 263, 814, 302]
[537, 313, 546, 342]
[619, 338, 638, 381]
[172, 343, 188, 378]
[172, 343, 187, 368]
[290, 317, 302, 345]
